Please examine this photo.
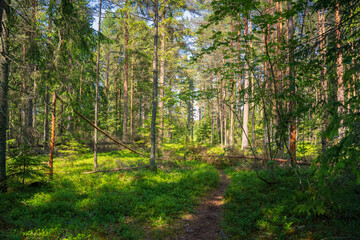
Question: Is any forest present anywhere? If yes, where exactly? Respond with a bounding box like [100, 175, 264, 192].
[0, 0, 360, 239]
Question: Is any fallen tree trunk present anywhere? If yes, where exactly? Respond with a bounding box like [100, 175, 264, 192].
[83, 165, 149, 174]
[202, 155, 310, 166]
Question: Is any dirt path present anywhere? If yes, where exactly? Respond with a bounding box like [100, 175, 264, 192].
[172, 170, 229, 240]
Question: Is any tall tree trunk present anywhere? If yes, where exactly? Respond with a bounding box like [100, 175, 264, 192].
[22, 41, 27, 143]
[32, 73, 36, 129]
[0, 0, 9, 192]
[237, 19, 242, 144]
[318, 8, 328, 151]
[251, 78, 255, 147]
[94, 0, 102, 168]
[222, 57, 227, 148]
[335, 1, 344, 137]
[159, 9, 166, 144]
[44, 3, 53, 151]
[105, 51, 110, 129]
[130, 55, 134, 139]
[249, 18, 255, 148]
[210, 74, 214, 144]
[274, 0, 283, 150]
[43, 89, 49, 152]
[229, 19, 235, 148]
[150, 0, 159, 170]
[216, 73, 221, 144]
[263, 2, 272, 156]
[241, 16, 249, 150]
[122, 0, 129, 142]
[31, 0, 37, 129]
[203, 76, 207, 142]
[219, 70, 224, 149]
[288, 1, 296, 162]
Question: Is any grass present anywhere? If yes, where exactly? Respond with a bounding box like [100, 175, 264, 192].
[0, 150, 219, 239]
[222, 166, 360, 239]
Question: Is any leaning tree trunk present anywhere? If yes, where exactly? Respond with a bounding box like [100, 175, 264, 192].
[150, 0, 159, 170]
[0, 0, 10, 193]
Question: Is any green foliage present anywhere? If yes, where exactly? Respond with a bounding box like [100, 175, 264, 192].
[6, 145, 48, 186]
[58, 139, 90, 166]
[223, 167, 360, 239]
[1, 150, 219, 239]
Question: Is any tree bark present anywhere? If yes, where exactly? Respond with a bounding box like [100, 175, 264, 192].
[43, 89, 49, 152]
[0, 0, 9, 192]
[48, 92, 56, 180]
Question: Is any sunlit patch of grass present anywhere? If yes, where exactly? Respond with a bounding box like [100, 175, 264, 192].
[206, 146, 225, 155]
[0, 150, 219, 239]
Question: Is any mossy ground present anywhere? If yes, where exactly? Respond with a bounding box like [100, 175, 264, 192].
[0, 149, 219, 239]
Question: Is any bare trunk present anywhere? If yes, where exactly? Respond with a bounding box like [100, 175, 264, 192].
[229, 19, 235, 148]
[105, 51, 110, 129]
[336, 1, 344, 137]
[249, 19, 255, 148]
[219, 71, 223, 149]
[43, 89, 49, 152]
[288, 1, 296, 162]
[237, 19, 242, 143]
[32, 73, 36, 129]
[241, 16, 249, 150]
[159, 10, 165, 143]
[48, 92, 56, 180]
[318, 8, 328, 151]
[130, 55, 134, 139]
[210, 74, 214, 144]
[0, 0, 9, 192]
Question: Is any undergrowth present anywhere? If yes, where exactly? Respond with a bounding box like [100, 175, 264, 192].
[0, 150, 219, 239]
[223, 166, 360, 239]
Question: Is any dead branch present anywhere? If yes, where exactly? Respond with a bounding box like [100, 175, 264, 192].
[55, 94, 149, 158]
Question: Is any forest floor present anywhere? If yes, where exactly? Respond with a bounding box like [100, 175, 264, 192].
[172, 170, 229, 240]
[2, 145, 360, 239]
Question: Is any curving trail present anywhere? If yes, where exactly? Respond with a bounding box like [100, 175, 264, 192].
[172, 170, 229, 240]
